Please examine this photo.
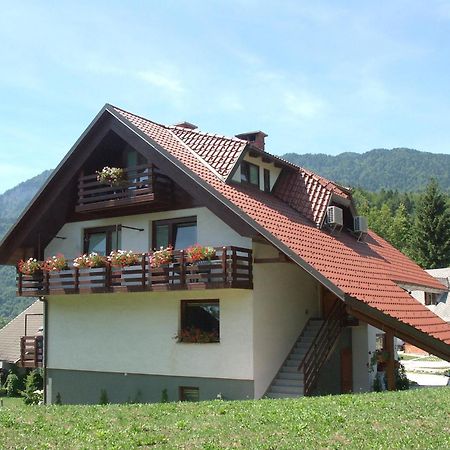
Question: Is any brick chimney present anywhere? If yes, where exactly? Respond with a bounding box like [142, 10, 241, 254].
[235, 131, 268, 151]
[173, 121, 198, 130]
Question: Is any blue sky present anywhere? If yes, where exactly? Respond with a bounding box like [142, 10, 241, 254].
[1, 0, 450, 194]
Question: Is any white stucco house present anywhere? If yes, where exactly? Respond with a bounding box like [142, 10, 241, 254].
[0, 104, 449, 404]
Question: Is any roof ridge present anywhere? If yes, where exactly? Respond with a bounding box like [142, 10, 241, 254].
[300, 167, 349, 196]
[164, 127, 228, 182]
[168, 125, 247, 144]
[109, 104, 166, 129]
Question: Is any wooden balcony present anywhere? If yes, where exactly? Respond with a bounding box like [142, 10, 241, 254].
[17, 247, 253, 297]
[20, 335, 43, 368]
[75, 164, 172, 213]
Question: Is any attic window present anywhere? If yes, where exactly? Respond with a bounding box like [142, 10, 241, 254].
[425, 292, 437, 306]
[241, 161, 259, 187]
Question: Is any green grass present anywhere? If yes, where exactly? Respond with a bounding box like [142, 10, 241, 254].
[1, 389, 449, 449]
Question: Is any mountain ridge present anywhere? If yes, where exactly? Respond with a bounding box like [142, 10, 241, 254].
[282, 147, 450, 193]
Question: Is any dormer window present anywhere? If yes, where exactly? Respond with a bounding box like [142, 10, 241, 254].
[241, 161, 260, 187]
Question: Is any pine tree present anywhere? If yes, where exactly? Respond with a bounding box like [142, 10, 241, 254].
[389, 203, 412, 255]
[412, 179, 450, 268]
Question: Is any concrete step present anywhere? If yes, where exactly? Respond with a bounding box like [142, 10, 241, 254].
[285, 359, 301, 367]
[277, 371, 302, 380]
[289, 350, 306, 359]
[273, 378, 303, 388]
[280, 365, 299, 373]
[270, 385, 303, 394]
[266, 392, 302, 399]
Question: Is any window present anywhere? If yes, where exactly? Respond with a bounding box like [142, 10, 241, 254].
[180, 300, 220, 342]
[84, 226, 121, 255]
[152, 217, 197, 250]
[241, 161, 260, 187]
[263, 168, 271, 192]
[425, 292, 437, 306]
[179, 386, 199, 402]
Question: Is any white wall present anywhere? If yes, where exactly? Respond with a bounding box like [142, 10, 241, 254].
[231, 154, 282, 191]
[45, 206, 251, 259]
[47, 289, 254, 380]
[352, 324, 378, 392]
[410, 290, 425, 304]
[252, 242, 320, 397]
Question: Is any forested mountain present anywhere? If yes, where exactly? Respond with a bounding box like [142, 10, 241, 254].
[282, 148, 450, 192]
[0, 170, 52, 322]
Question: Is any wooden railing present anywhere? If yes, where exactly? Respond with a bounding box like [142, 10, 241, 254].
[298, 300, 346, 396]
[17, 246, 253, 297]
[75, 164, 172, 212]
[20, 335, 43, 368]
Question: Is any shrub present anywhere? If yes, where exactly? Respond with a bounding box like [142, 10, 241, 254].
[99, 389, 109, 405]
[161, 388, 168, 403]
[55, 392, 62, 405]
[22, 369, 44, 404]
[395, 361, 410, 390]
[5, 373, 20, 397]
[372, 373, 383, 392]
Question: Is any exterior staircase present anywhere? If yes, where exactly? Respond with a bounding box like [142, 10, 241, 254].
[265, 319, 324, 398]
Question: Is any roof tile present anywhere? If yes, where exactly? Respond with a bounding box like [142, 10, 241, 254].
[114, 106, 450, 346]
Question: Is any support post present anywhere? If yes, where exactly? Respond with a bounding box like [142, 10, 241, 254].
[141, 254, 146, 289]
[385, 331, 396, 391]
[180, 250, 186, 286]
[221, 247, 227, 285]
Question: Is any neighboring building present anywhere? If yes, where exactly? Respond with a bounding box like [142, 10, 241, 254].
[0, 104, 449, 404]
[0, 301, 43, 371]
[407, 268, 450, 354]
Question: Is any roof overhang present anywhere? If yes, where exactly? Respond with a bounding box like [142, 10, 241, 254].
[346, 295, 450, 361]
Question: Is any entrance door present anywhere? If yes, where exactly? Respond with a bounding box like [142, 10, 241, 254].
[341, 347, 353, 393]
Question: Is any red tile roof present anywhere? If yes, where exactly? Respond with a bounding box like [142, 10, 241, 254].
[113, 106, 450, 345]
[275, 169, 333, 226]
[169, 126, 247, 178]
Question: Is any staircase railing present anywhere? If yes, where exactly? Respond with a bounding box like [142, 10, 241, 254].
[298, 300, 345, 395]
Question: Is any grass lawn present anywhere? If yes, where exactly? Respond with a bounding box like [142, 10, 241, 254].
[1, 388, 449, 449]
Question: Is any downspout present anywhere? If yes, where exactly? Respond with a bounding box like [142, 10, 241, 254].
[40, 296, 49, 404]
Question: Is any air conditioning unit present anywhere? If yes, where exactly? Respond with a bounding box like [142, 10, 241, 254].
[326, 206, 343, 229]
[354, 216, 368, 234]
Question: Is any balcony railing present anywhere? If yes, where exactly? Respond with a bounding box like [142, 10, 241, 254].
[17, 246, 253, 297]
[75, 164, 172, 213]
[20, 335, 43, 368]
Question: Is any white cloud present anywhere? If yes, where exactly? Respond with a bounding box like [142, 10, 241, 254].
[136, 70, 184, 95]
[283, 90, 326, 119]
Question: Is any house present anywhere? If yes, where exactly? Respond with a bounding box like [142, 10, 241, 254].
[0, 104, 449, 404]
[0, 300, 43, 371]
[407, 268, 450, 354]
